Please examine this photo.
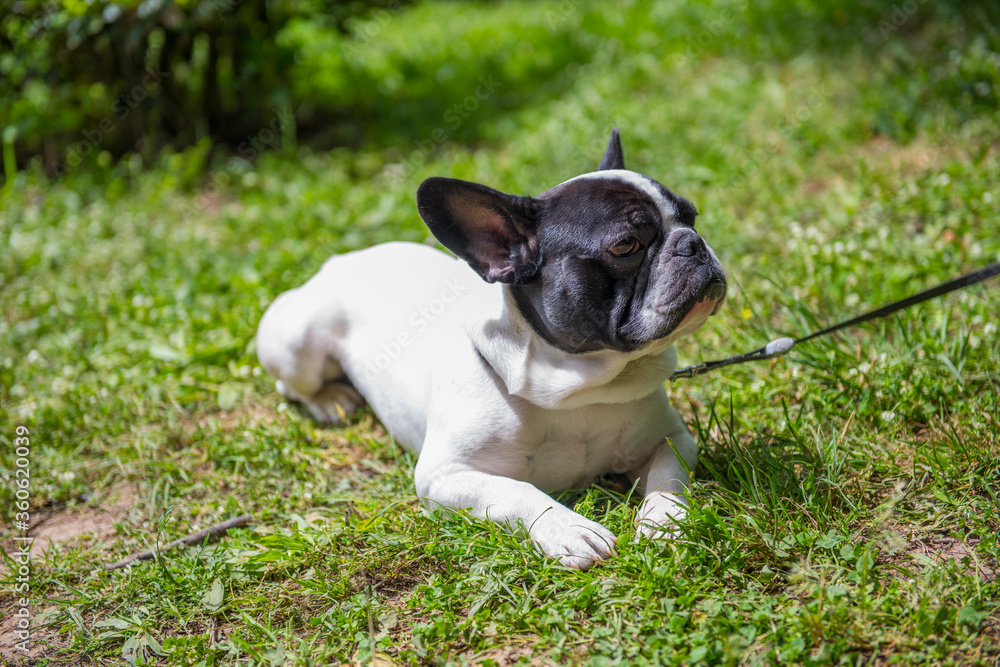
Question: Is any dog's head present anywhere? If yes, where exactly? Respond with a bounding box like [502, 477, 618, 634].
[416, 130, 726, 354]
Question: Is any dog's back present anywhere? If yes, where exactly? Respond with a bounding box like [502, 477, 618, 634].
[257, 242, 484, 447]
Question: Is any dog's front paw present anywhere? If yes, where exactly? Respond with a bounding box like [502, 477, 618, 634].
[530, 509, 617, 570]
[635, 492, 688, 541]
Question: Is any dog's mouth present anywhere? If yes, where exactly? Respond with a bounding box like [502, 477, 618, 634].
[672, 285, 725, 333]
[619, 273, 726, 349]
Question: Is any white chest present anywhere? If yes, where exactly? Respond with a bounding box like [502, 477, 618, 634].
[475, 391, 673, 492]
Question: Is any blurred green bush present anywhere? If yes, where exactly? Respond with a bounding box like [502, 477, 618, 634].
[0, 0, 408, 174]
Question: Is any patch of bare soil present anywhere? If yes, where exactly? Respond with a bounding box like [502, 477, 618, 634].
[876, 524, 997, 582]
[0, 485, 138, 664]
[1, 486, 139, 663]
[463, 646, 550, 666]
[1, 483, 141, 665]
[905, 535, 997, 582]
[184, 404, 283, 436]
[0, 606, 69, 665]
[1, 483, 138, 568]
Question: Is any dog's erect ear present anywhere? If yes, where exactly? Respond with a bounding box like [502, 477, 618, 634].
[417, 177, 541, 284]
[597, 128, 625, 171]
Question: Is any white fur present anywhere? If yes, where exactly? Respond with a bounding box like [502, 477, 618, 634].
[257, 241, 712, 569]
[567, 170, 679, 228]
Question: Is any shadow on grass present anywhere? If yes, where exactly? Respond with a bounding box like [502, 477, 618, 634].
[301, 0, 1000, 151]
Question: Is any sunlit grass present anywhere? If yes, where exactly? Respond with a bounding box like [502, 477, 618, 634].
[1, 0, 998, 664]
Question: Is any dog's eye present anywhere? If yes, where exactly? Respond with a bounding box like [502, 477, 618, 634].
[609, 236, 642, 258]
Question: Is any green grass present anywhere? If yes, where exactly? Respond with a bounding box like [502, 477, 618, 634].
[2, 0, 999, 664]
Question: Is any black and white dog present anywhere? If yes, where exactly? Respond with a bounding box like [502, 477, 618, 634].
[257, 130, 726, 568]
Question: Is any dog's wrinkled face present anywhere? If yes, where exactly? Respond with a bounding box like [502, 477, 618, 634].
[514, 168, 726, 352]
[416, 130, 726, 354]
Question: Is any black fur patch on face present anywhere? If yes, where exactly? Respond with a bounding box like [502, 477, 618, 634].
[509, 175, 724, 354]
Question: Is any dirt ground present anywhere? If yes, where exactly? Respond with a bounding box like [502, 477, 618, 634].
[1, 484, 136, 665]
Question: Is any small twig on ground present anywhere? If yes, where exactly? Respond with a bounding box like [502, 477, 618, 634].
[104, 514, 253, 571]
[209, 616, 221, 646]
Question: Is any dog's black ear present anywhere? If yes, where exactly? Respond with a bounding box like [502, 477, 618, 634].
[597, 128, 625, 171]
[417, 177, 541, 284]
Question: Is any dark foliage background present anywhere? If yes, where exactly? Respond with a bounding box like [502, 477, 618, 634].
[2, 0, 998, 181]
[0, 0, 410, 171]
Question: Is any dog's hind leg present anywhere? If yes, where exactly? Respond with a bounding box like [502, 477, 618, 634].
[257, 291, 364, 424]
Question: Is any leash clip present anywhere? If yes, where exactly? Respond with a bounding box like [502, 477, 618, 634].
[671, 363, 707, 380]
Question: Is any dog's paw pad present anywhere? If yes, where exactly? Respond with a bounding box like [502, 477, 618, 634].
[634, 492, 687, 541]
[305, 382, 365, 424]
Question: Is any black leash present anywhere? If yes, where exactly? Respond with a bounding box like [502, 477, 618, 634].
[670, 261, 1000, 381]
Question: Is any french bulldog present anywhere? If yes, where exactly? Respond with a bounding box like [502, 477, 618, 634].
[256, 130, 726, 568]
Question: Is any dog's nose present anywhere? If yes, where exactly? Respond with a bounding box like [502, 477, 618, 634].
[666, 229, 706, 258]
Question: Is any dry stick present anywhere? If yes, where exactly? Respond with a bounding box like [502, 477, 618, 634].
[104, 514, 253, 571]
